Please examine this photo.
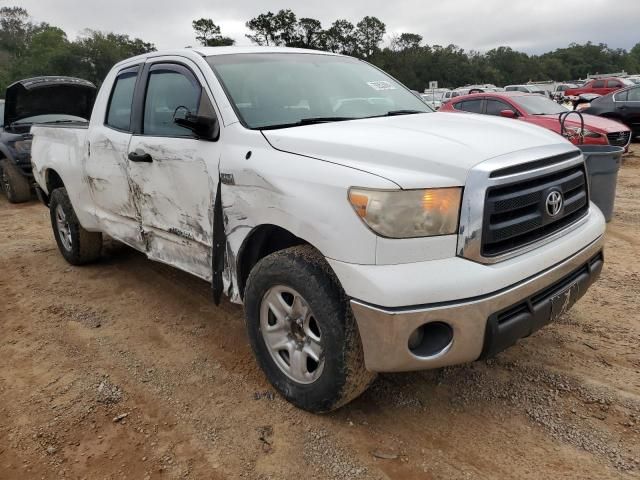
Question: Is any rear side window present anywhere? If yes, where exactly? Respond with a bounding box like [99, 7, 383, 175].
[143, 67, 201, 136]
[106, 69, 138, 131]
[592, 80, 605, 88]
[628, 88, 640, 101]
[486, 99, 515, 116]
[607, 80, 622, 88]
[454, 99, 483, 113]
[615, 90, 628, 101]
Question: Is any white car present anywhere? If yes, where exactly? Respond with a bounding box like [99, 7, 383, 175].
[30, 47, 606, 412]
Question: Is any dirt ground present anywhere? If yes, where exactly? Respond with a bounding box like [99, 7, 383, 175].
[1, 146, 639, 480]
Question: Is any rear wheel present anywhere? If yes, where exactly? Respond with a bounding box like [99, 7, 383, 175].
[0, 159, 31, 203]
[244, 245, 376, 413]
[49, 187, 102, 265]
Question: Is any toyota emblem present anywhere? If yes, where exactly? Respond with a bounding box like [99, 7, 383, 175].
[545, 190, 563, 217]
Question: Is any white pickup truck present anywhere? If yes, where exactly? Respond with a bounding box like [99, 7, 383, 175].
[31, 47, 605, 412]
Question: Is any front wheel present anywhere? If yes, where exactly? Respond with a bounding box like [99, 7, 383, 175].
[244, 245, 376, 413]
[0, 159, 31, 203]
[49, 187, 103, 265]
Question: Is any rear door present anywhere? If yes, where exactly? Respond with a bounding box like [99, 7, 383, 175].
[85, 65, 145, 249]
[126, 59, 221, 281]
[616, 87, 640, 135]
[605, 79, 624, 95]
[590, 80, 606, 95]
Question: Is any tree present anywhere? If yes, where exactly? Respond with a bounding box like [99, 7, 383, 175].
[73, 30, 156, 86]
[192, 18, 234, 47]
[391, 33, 423, 52]
[294, 17, 323, 49]
[355, 16, 386, 58]
[245, 9, 298, 46]
[324, 19, 357, 55]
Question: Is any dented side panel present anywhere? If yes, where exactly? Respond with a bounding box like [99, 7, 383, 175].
[218, 125, 397, 303]
[31, 125, 99, 230]
[126, 137, 218, 281]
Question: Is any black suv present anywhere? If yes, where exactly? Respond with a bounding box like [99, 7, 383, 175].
[582, 85, 640, 140]
[0, 76, 96, 203]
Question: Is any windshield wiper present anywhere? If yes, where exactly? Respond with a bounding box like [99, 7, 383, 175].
[259, 116, 353, 130]
[381, 109, 426, 116]
[41, 119, 79, 124]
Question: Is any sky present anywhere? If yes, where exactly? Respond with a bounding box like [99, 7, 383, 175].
[11, 0, 640, 54]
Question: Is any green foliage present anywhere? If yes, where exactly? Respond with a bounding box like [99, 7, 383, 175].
[0, 6, 638, 98]
[192, 18, 235, 47]
[244, 10, 640, 90]
[0, 7, 155, 94]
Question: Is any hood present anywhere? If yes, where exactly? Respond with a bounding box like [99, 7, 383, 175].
[4, 76, 97, 127]
[535, 113, 630, 133]
[263, 112, 571, 188]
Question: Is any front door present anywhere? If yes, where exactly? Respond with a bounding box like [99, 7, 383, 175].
[85, 65, 145, 249]
[126, 61, 221, 281]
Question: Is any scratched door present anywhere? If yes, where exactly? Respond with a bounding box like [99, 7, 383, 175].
[126, 63, 220, 281]
[85, 66, 145, 250]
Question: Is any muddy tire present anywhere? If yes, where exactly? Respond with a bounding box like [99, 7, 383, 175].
[0, 159, 31, 203]
[49, 187, 102, 265]
[244, 245, 376, 413]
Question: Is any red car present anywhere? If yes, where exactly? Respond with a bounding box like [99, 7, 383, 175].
[564, 77, 634, 97]
[439, 92, 631, 149]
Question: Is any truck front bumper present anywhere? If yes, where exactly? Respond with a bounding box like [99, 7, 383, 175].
[349, 235, 604, 372]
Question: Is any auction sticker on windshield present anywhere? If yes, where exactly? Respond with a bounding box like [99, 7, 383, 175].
[367, 80, 396, 91]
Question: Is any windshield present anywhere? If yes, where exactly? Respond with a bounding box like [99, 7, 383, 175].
[621, 78, 635, 86]
[515, 95, 570, 115]
[12, 113, 87, 125]
[207, 53, 431, 129]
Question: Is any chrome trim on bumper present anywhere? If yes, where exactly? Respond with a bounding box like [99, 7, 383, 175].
[350, 234, 604, 373]
[457, 144, 588, 264]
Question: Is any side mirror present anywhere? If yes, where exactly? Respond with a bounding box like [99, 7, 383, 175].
[500, 109, 517, 119]
[174, 113, 220, 141]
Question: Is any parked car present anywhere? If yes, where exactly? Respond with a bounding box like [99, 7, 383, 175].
[441, 89, 463, 102]
[581, 84, 640, 139]
[504, 84, 547, 95]
[31, 47, 605, 412]
[419, 93, 442, 110]
[564, 77, 634, 97]
[439, 92, 631, 149]
[0, 76, 96, 203]
[552, 83, 578, 101]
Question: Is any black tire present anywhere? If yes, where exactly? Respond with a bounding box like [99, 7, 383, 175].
[244, 245, 376, 413]
[0, 159, 31, 203]
[49, 187, 102, 265]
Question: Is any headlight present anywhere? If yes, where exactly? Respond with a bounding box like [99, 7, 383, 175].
[348, 187, 462, 238]
[10, 140, 32, 154]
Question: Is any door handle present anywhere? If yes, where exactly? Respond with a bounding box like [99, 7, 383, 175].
[128, 151, 153, 163]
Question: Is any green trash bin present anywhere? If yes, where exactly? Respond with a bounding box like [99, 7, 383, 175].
[578, 145, 624, 223]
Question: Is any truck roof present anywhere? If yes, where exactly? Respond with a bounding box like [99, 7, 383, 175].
[115, 46, 340, 69]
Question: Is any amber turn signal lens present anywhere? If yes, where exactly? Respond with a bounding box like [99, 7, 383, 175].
[348, 192, 370, 217]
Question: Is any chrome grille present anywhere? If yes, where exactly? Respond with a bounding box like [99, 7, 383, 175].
[607, 131, 630, 147]
[481, 164, 589, 257]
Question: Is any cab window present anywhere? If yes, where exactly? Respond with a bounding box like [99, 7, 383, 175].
[143, 65, 204, 137]
[592, 80, 605, 88]
[106, 68, 138, 131]
[607, 80, 622, 88]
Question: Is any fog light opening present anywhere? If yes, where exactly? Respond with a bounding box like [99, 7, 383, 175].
[408, 322, 454, 358]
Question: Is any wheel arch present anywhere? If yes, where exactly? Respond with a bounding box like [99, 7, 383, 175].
[236, 224, 316, 299]
[45, 168, 65, 194]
